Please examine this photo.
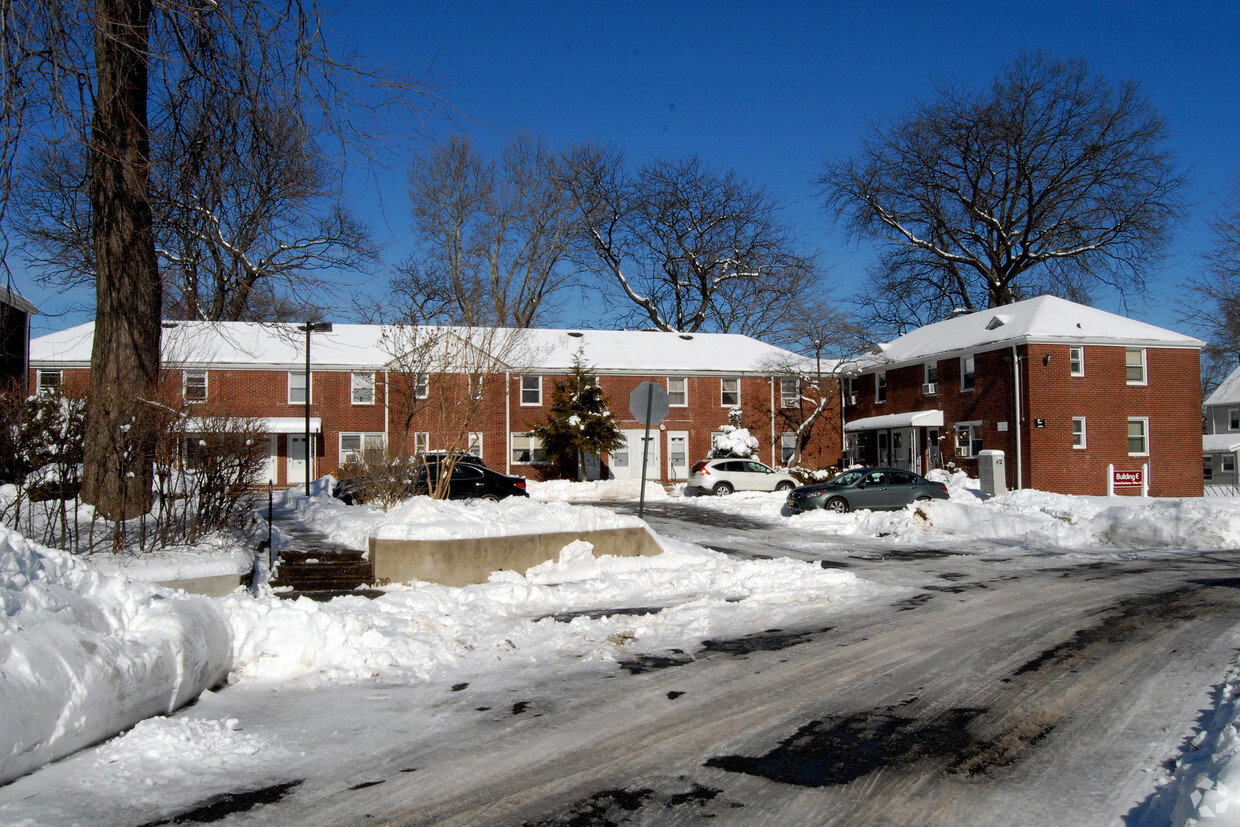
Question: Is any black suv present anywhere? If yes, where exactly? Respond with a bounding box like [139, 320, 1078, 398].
[413, 457, 528, 501]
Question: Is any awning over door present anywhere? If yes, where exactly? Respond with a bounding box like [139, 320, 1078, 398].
[844, 410, 944, 433]
[1203, 434, 1240, 453]
[184, 417, 322, 434]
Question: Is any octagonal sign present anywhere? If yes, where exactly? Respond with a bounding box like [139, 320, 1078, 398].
[629, 382, 670, 426]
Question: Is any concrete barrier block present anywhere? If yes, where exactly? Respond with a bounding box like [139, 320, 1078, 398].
[370, 527, 663, 587]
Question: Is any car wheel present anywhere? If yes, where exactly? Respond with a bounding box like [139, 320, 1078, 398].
[775, 480, 795, 492]
[713, 482, 734, 496]
[478, 494, 501, 502]
[825, 497, 849, 513]
[915, 495, 932, 502]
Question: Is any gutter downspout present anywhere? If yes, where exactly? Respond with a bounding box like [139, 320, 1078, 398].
[769, 377, 776, 466]
[383, 368, 390, 455]
[1011, 344, 1023, 490]
[505, 371, 511, 474]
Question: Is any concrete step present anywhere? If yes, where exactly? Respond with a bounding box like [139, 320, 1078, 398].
[270, 550, 376, 597]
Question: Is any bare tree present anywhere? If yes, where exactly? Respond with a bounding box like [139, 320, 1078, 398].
[819, 53, 1186, 332]
[395, 133, 582, 327]
[762, 298, 869, 466]
[1, 0, 436, 521]
[1184, 174, 1240, 389]
[564, 143, 821, 335]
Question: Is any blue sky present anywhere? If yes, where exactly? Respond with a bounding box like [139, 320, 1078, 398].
[21, 0, 1240, 339]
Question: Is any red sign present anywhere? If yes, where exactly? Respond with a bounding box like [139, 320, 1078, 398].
[1112, 469, 1144, 487]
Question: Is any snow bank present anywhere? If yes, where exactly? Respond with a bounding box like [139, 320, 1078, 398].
[218, 537, 875, 687]
[528, 478, 670, 502]
[0, 527, 233, 784]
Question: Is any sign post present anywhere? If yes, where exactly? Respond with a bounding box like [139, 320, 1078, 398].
[628, 382, 670, 519]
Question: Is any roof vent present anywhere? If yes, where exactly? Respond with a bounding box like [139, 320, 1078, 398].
[986, 315, 1008, 330]
[679, 334, 693, 340]
[566, 331, 584, 338]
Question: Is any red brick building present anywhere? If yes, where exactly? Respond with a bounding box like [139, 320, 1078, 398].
[30, 322, 840, 487]
[841, 296, 1203, 497]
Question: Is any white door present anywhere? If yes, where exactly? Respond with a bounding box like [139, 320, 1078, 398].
[667, 431, 689, 480]
[287, 434, 309, 487]
[615, 429, 660, 481]
[254, 435, 279, 485]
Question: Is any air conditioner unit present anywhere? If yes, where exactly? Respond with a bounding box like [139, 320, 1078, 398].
[847, 394, 858, 405]
[922, 382, 937, 395]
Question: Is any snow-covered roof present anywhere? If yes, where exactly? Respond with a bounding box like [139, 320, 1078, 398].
[1205, 365, 1240, 407]
[1204, 434, 1240, 454]
[30, 321, 811, 376]
[847, 296, 1203, 373]
[0, 285, 36, 315]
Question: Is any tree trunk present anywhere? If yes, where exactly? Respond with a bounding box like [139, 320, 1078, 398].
[81, 0, 162, 522]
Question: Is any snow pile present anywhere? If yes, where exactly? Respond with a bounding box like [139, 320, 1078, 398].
[709, 425, 759, 459]
[528, 478, 671, 502]
[289, 488, 650, 551]
[0, 527, 232, 784]
[219, 535, 873, 686]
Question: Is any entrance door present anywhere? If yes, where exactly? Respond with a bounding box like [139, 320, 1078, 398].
[667, 431, 689, 481]
[255, 435, 279, 484]
[287, 434, 311, 488]
[615, 429, 660, 481]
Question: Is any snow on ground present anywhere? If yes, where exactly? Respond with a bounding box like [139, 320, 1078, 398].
[5, 474, 1240, 822]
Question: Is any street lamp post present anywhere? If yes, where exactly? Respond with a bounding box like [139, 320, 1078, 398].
[298, 321, 333, 496]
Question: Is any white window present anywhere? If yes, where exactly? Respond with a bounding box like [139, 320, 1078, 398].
[847, 377, 859, 405]
[667, 376, 687, 407]
[923, 363, 938, 394]
[781, 432, 797, 464]
[183, 370, 208, 403]
[520, 375, 542, 406]
[780, 378, 800, 408]
[288, 371, 307, 404]
[1126, 349, 1147, 385]
[351, 372, 375, 405]
[412, 432, 429, 455]
[876, 372, 887, 403]
[1229, 409, 1240, 431]
[339, 432, 385, 463]
[961, 355, 976, 391]
[466, 432, 483, 457]
[721, 378, 740, 407]
[469, 374, 483, 400]
[1072, 417, 1087, 449]
[1070, 346, 1084, 377]
[511, 433, 548, 464]
[1224, 455, 1237, 474]
[37, 369, 62, 395]
[955, 422, 983, 458]
[1127, 417, 1149, 456]
[414, 373, 429, 399]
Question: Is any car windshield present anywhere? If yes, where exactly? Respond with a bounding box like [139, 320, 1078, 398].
[832, 470, 865, 486]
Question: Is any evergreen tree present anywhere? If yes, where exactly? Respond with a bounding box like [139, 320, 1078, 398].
[531, 353, 625, 481]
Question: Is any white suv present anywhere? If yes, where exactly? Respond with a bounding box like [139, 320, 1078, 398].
[686, 458, 798, 496]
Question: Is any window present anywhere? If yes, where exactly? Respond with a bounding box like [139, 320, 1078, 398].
[847, 376, 859, 405]
[780, 378, 800, 408]
[1224, 455, 1237, 474]
[339, 432, 384, 463]
[961, 355, 976, 391]
[721, 378, 740, 407]
[37, 369, 62, 395]
[414, 373, 429, 399]
[511, 433, 548, 464]
[469, 374, 483, 400]
[1205, 456, 1214, 480]
[1127, 417, 1149, 455]
[466, 432, 483, 457]
[923, 363, 938, 394]
[412, 432, 429, 455]
[667, 376, 687, 407]
[1070, 346, 1084, 377]
[955, 422, 983, 458]
[1072, 417, 1087, 449]
[351, 372, 375, 405]
[876, 372, 887, 403]
[183, 370, 208, 403]
[1229, 409, 1240, 431]
[1126, 349, 1147, 385]
[781, 432, 797, 464]
[520, 375, 542, 406]
[288, 371, 307, 404]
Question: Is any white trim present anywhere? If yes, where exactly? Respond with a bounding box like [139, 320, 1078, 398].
[1072, 416, 1087, 449]
[1125, 348, 1148, 386]
[1127, 416, 1150, 456]
[845, 410, 944, 432]
[350, 371, 376, 405]
[667, 376, 688, 407]
[520, 374, 542, 406]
